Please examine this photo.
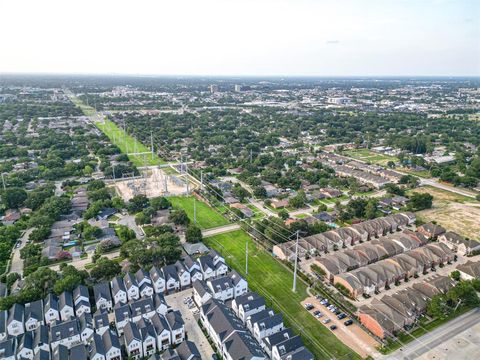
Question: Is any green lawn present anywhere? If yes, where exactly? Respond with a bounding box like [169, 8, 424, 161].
[205, 230, 361, 360]
[169, 196, 229, 229]
[96, 119, 167, 167]
[343, 149, 396, 166]
[70, 96, 96, 116]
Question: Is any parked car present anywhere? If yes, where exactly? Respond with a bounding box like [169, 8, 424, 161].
[313, 310, 321, 316]
[304, 303, 314, 311]
[322, 318, 331, 324]
[320, 299, 329, 306]
[330, 325, 337, 330]
[337, 313, 347, 320]
[334, 309, 341, 315]
[344, 320, 353, 326]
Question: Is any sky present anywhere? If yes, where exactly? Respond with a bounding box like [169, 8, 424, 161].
[0, 0, 479, 77]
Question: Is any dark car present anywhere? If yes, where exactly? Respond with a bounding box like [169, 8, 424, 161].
[337, 313, 347, 320]
[344, 319, 353, 326]
[334, 309, 341, 315]
[330, 325, 337, 330]
[212, 355, 220, 360]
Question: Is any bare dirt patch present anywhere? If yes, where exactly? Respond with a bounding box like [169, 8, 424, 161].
[113, 167, 196, 200]
[417, 202, 480, 240]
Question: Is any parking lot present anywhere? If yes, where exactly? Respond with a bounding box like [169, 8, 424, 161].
[301, 297, 380, 358]
[165, 289, 215, 359]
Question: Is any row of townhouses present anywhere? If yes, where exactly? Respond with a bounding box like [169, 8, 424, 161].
[192, 272, 314, 360]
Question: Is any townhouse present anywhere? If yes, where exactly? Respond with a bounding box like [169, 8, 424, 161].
[439, 231, 480, 256]
[73, 285, 91, 317]
[59, 291, 75, 321]
[457, 260, 480, 280]
[50, 318, 82, 350]
[111, 276, 128, 305]
[44, 294, 60, 326]
[358, 275, 456, 338]
[7, 303, 24, 336]
[93, 283, 113, 312]
[24, 300, 44, 331]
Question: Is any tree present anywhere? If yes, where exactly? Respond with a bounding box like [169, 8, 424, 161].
[288, 190, 307, 209]
[6, 272, 20, 290]
[1, 188, 27, 209]
[253, 186, 267, 198]
[112, 196, 126, 210]
[384, 184, 405, 196]
[450, 270, 461, 281]
[364, 200, 377, 220]
[317, 204, 327, 212]
[150, 197, 171, 210]
[169, 209, 190, 226]
[408, 192, 433, 211]
[186, 225, 203, 243]
[53, 265, 88, 295]
[87, 180, 106, 191]
[90, 257, 121, 282]
[29, 226, 51, 242]
[115, 225, 136, 243]
[127, 195, 149, 213]
[278, 209, 289, 220]
[135, 211, 151, 225]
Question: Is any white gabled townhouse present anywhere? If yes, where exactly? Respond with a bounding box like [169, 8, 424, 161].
[79, 312, 95, 342]
[130, 297, 156, 323]
[59, 291, 75, 321]
[123, 321, 143, 360]
[0, 337, 16, 360]
[137, 318, 157, 357]
[110, 277, 128, 305]
[238, 296, 266, 323]
[198, 255, 216, 280]
[32, 325, 49, 354]
[113, 303, 131, 336]
[93, 310, 110, 336]
[124, 272, 140, 302]
[149, 266, 166, 294]
[162, 264, 180, 293]
[0, 310, 7, 341]
[246, 308, 275, 333]
[17, 330, 34, 360]
[44, 293, 60, 325]
[103, 330, 122, 360]
[193, 280, 213, 306]
[50, 318, 82, 350]
[150, 313, 171, 351]
[252, 313, 284, 342]
[152, 293, 169, 316]
[24, 300, 44, 331]
[73, 285, 91, 317]
[7, 303, 24, 336]
[175, 261, 192, 289]
[135, 269, 154, 298]
[229, 271, 248, 298]
[88, 332, 106, 360]
[93, 283, 113, 312]
[166, 310, 185, 345]
[207, 276, 234, 302]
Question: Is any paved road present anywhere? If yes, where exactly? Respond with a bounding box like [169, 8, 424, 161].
[419, 178, 478, 199]
[248, 199, 278, 217]
[10, 228, 34, 275]
[117, 214, 145, 239]
[384, 308, 480, 360]
[202, 224, 241, 237]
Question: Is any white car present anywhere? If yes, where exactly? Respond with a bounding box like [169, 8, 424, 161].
[322, 318, 331, 324]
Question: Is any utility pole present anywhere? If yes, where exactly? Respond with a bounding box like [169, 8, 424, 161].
[1, 173, 6, 190]
[112, 163, 116, 182]
[246, 240, 249, 275]
[292, 230, 299, 292]
[194, 197, 197, 224]
[200, 171, 204, 192]
[150, 131, 154, 159]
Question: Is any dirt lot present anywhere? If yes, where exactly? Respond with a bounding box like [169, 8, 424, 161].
[417, 202, 480, 240]
[114, 167, 195, 200]
[301, 297, 380, 359]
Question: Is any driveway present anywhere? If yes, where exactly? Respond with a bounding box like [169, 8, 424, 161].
[117, 214, 145, 239]
[202, 224, 241, 237]
[165, 289, 215, 359]
[10, 228, 34, 275]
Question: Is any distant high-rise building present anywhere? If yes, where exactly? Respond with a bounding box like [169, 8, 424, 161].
[234, 84, 242, 92]
[210, 85, 218, 93]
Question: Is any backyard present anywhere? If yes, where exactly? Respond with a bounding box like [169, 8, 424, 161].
[204, 230, 361, 360]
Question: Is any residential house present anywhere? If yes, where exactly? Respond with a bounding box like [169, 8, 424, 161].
[124, 273, 140, 301]
[24, 300, 44, 331]
[252, 313, 284, 342]
[114, 303, 131, 336]
[456, 260, 480, 280]
[73, 285, 91, 317]
[271, 335, 307, 360]
[136, 318, 157, 357]
[163, 265, 181, 293]
[111, 277, 128, 305]
[193, 280, 212, 306]
[150, 313, 171, 351]
[149, 266, 166, 294]
[102, 330, 122, 360]
[93, 310, 110, 336]
[262, 328, 294, 358]
[44, 293, 60, 325]
[135, 269, 154, 298]
[7, 303, 24, 336]
[50, 318, 82, 350]
[123, 321, 143, 359]
[78, 312, 95, 342]
[439, 231, 480, 255]
[17, 331, 34, 360]
[417, 223, 446, 239]
[130, 298, 156, 323]
[94, 283, 113, 312]
[166, 310, 185, 345]
[59, 291, 75, 321]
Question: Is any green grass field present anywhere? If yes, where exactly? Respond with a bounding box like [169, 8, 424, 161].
[169, 196, 229, 229]
[204, 230, 360, 360]
[96, 119, 167, 167]
[343, 149, 396, 166]
[70, 96, 96, 116]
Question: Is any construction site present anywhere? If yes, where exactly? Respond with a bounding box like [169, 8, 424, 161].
[113, 165, 199, 200]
